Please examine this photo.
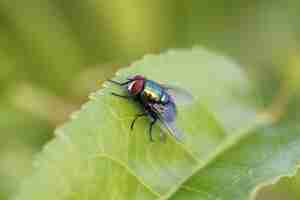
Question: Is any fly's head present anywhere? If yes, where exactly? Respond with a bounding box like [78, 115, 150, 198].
[127, 75, 145, 96]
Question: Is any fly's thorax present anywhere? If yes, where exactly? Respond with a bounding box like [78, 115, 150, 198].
[141, 80, 170, 104]
[141, 80, 162, 102]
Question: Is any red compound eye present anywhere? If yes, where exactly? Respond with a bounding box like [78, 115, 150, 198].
[128, 80, 144, 95]
[132, 75, 144, 80]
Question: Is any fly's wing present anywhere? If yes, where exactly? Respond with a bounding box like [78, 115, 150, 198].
[150, 102, 185, 142]
[161, 119, 185, 142]
[163, 84, 194, 105]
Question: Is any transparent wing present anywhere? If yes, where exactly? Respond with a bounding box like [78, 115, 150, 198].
[150, 102, 185, 142]
[160, 120, 185, 142]
[163, 84, 194, 105]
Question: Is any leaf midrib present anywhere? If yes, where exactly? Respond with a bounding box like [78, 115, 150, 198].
[160, 116, 270, 200]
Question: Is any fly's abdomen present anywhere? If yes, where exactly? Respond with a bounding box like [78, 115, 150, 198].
[160, 92, 169, 104]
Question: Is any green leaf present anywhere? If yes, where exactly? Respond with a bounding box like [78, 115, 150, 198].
[254, 167, 300, 200]
[164, 124, 300, 200]
[15, 48, 299, 200]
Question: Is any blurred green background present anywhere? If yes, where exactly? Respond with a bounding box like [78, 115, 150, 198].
[0, 0, 299, 199]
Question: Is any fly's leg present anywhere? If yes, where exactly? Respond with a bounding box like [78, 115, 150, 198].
[108, 79, 133, 86]
[149, 118, 157, 142]
[111, 92, 131, 99]
[109, 79, 133, 99]
[130, 113, 147, 130]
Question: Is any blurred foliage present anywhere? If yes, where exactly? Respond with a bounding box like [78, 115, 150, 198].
[0, 101, 52, 200]
[0, 0, 299, 199]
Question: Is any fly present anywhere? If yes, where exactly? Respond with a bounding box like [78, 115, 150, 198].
[109, 75, 193, 142]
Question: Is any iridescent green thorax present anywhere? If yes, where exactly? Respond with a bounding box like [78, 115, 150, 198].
[141, 80, 169, 104]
